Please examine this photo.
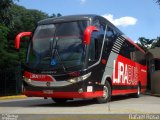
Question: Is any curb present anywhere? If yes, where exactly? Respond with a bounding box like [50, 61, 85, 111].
[151, 94, 160, 97]
[0, 95, 27, 100]
[143, 93, 160, 97]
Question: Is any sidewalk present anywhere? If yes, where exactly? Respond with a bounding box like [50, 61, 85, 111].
[0, 95, 27, 100]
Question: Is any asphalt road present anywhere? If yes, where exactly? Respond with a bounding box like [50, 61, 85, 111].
[0, 95, 160, 119]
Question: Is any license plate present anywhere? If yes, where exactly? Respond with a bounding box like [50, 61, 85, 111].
[43, 90, 53, 94]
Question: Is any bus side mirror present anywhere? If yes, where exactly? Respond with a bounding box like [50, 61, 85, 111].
[15, 32, 32, 50]
[83, 26, 99, 45]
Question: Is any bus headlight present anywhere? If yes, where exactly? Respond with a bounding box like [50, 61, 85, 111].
[67, 72, 91, 83]
[23, 76, 31, 83]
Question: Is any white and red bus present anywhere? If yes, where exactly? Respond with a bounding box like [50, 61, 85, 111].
[15, 15, 147, 103]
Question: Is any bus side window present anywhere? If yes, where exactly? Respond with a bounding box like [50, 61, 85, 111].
[88, 18, 105, 65]
[134, 47, 146, 66]
[88, 32, 98, 62]
[92, 19, 100, 29]
[105, 27, 115, 52]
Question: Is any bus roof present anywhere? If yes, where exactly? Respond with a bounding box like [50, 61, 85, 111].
[38, 14, 123, 33]
[38, 14, 96, 25]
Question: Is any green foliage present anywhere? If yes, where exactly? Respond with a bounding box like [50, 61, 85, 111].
[0, 0, 13, 26]
[8, 4, 48, 40]
[137, 37, 154, 51]
[57, 13, 62, 17]
[137, 37, 160, 51]
[151, 37, 160, 48]
[9, 4, 49, 64]
[0, 1, 63, 69]
[156, 0, 160, 5]
[49, 13, 62, 18]
[0, 24, 19, 69]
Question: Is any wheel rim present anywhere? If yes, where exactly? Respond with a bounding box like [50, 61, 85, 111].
[137, 85, 140, 95]
[103, 86, 109, 99]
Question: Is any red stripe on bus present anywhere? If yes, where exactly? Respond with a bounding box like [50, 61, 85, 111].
[112, 89, 137, 95]
[24, 71, 53, 82]
[24, 91, 103, 98]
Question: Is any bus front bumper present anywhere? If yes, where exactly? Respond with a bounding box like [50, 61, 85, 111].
[23, 81, 103, 99]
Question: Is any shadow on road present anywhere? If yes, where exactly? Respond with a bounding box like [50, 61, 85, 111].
[0, 94, 139, 107]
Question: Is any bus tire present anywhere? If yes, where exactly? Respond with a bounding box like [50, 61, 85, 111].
[96, 81, 111, 104]
[52, 98, 68, 104]
[133, 83, 141, 98]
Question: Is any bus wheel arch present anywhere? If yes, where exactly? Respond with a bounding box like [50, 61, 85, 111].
[106, 77, 112, 90]
[137, 82, 141, 97]
[96, 77, 112, 104]
[132, 82, 141, 98]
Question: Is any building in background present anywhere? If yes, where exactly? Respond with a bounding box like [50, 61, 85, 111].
[146, 47, 160, 94]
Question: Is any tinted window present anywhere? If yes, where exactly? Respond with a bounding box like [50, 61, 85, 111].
[89, 32, 98, 61]
[119, 40, 146, 65]
[88, 18, 105, 65]
[155, 59, 160, 70]
[120, 41, 135, 59]
[134, 47, 146, 65]
[27, 21, 87, 69]
[92, 18, 101, 29]
[105, 26, 116, 52]
[56, 21, 87, 36]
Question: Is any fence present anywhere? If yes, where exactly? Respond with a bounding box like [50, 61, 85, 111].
[0, 67, 22, 96]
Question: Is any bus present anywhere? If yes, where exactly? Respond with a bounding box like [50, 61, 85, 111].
[146, 48, 160, 93]
[15, 15, 147, 103]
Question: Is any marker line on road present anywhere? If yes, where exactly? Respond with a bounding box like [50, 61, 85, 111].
[0, 95, 27, 100]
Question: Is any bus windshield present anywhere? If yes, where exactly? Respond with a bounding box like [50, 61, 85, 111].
[26, 21, 88, 70]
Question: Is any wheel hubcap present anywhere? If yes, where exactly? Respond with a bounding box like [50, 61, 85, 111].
[138, 85, 140, 95]
[103, 86, 108, 99]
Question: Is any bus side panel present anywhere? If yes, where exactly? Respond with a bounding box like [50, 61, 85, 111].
[111, 54, 147, 95]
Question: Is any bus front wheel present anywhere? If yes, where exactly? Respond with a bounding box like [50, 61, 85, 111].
[96, 81, 111, 104]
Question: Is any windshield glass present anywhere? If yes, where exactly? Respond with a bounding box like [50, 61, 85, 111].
[26, 21, 87, 70]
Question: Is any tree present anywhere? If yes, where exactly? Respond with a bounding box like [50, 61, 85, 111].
[0, 0, 13, 26]
[0, 3, 49, 68]
[8, 4, 49, 63]
[0, 0, 18, 26]
[49, 13, 62, 18]
[137, 37, 154, 51]
[0, 24, 19, 69]
[0, 1, 62, 96]
[137, 36, 160, 51]
[8, 4, 48, 39]
[151, 37, 160, 48]
[0, 1, 62, 69]
[156, 0, 160, 5]
[50, 13, 56, 18]
[57, 13, 62, 17]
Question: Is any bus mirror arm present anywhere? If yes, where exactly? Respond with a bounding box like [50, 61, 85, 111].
[83, 26, 99, 45]
[15, 32, 32, 50]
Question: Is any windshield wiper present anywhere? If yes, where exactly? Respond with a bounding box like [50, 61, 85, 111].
[51, 40, 66, 72]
